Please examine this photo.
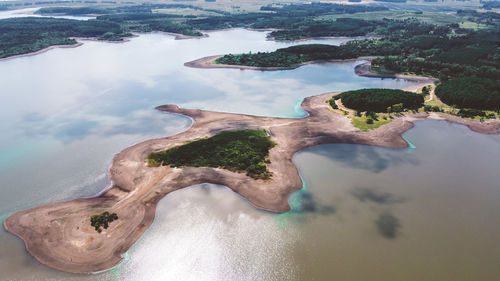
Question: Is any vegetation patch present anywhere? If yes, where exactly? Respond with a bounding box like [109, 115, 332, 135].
[147, 130, 276, 179]
[435, 77, 500, 110]
[90, 211, 118, 233]
[351, 115, 392, 130]
[0, 17, 130, 58]
[333, 89, 424, 112]
[4, 2, 500, 82]
[215, 44, 354, 67]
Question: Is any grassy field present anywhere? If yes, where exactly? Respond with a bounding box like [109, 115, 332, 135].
[351, 115, 392, 130]
[458, 21, 489, 30]
[318, 10, 464, 26]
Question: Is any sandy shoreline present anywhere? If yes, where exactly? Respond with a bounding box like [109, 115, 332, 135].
[4, 63, 500, 274]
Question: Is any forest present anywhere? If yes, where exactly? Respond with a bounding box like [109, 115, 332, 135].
[187, 3, 387, 31]
[2, 1, 500, 114]
[0, 17, 128, 58]
[435, 77, 500, 110]
[333, 89, 424, 112]
[216, 44, 354, 67]
[147, 130, 276, 179]
[216, 17, 499, 81]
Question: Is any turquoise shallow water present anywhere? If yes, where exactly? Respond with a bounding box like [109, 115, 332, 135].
[0, 21, 498, 281]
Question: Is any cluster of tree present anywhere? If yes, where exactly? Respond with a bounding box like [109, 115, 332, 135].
[351, 23, 499, 80]
[2, 3, 225, 58]
[269, 18, 379, 40]
[148, 130, 276, 179]
[35, 7, 108, 15]
[0, 17, 129, 58]
[483, 1, 500, 9]
[5, 1, 500, 77]
[435, 77, 500, 110]
[332, 89, 424, 112]
[424, 105, 442, 112]
[187, 3, 386, 31]
[329, 98, 339, 109]
[90, 211, 118, 233]
[37, 4, 228, 16]
[371, 55, 499, 81]
[457, 108, 487, 118]
[34, 4, 225, 39]
[216, 44, 356, 67]
[456, 9, 500, 25]
[259, 2, 387, 16]
[96, 13, 184, 22]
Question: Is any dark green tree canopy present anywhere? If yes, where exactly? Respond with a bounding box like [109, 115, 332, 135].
[435, 77, 500, 110]
[333, 89, 424, 112]
[148, 130, 276, 179]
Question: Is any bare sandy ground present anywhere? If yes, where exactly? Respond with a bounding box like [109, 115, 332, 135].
[4, 64, 500, 274]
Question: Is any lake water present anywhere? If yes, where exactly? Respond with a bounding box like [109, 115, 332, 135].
[0, 25, 499, 281]
[0, 8, 95, 20]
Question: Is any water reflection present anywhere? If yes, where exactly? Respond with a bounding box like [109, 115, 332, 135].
[350, 187, 407, 205]
[116, 184, 298, 281]
[307, 143, 420, 173]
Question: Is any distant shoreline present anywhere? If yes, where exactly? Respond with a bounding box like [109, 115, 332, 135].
[0, 31, 204, 61]
[0, 43, 83, 61]
[184, 55, 437, 91]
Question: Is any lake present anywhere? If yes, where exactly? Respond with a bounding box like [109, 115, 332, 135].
[0, 24, 498, 281]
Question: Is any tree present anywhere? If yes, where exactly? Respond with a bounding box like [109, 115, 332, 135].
[391, 103, 404, 113]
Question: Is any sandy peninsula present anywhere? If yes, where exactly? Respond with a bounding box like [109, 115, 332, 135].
[4, 64, 500, 274]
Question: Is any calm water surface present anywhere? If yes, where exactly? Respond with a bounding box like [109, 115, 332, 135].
[0, 8, 95, 20]
[0, 26, 499, 281]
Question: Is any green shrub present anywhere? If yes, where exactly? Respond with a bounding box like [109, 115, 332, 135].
[90, 211, 118, 233]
